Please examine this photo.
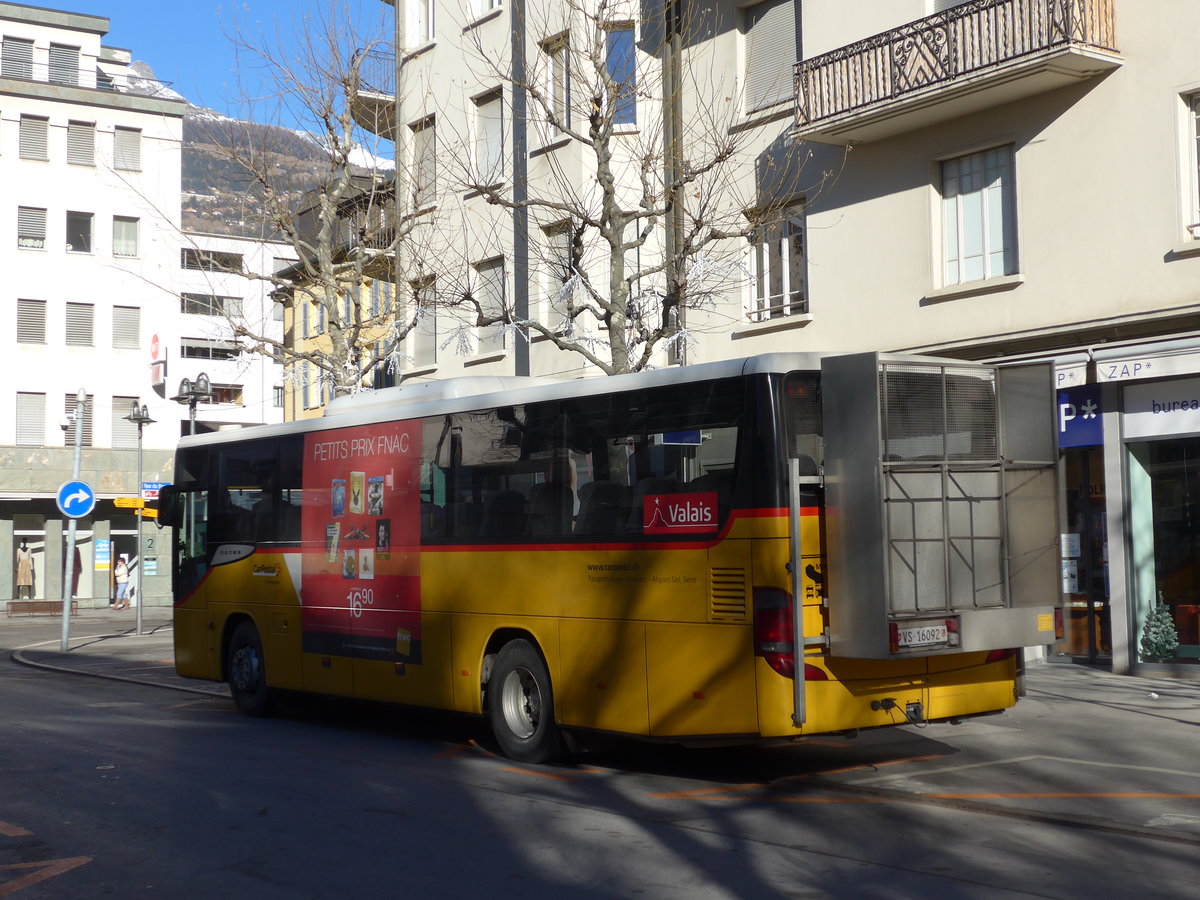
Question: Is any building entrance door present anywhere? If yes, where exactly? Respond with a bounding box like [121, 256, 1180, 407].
[1061, 449, 1111, 660]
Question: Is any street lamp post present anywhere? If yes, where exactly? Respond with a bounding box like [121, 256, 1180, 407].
[171, 372, 212, 436]
[124, 400, 155, 636]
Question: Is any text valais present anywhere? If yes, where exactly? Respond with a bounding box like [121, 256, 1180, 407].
[642, 491, 719, 534]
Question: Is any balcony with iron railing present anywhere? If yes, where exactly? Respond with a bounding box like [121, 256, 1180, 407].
[794, 0, 1121, 144]
[351, 48, 397, 136]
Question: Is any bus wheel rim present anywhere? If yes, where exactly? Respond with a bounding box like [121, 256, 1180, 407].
[232, 646, 260, 692]
[500, 667, 540, 740]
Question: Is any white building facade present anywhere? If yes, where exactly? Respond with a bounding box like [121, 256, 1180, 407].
[0, 3, 284, 607]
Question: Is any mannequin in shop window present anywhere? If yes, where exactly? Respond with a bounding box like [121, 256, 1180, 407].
[16, 540, 34, 600]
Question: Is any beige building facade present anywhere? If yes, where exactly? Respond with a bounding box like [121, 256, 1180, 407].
[356, 1, 1200, 675]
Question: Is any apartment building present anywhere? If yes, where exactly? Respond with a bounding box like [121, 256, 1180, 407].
[353, 1, 1200, 675]
[0, 3, 283, 607]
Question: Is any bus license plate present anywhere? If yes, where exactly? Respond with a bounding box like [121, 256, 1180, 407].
[897, 624, 948, 648]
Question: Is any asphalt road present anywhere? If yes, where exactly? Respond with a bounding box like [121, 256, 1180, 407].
[2, 613, 1199, 898]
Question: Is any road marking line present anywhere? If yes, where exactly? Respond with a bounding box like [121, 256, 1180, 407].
[928, 792, 1200, 800]
[0, 857, 91, 896]
[502, 767, 575, 781]
[0, 823, 31, 838]
[649, 785, 756, 799]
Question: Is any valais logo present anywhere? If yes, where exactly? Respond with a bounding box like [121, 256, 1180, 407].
[643, 492, 718, 534]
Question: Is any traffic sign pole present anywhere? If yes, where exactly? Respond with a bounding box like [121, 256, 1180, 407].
[61, 388, 88, 652]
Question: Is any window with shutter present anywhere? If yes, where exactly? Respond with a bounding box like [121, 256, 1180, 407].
[15, 393, 45, 447]
[63, 393, 93, 447]
[17, 299, 47, 344]
[411, 117, 436, 208]
[412, 279, 437, 365]
[67, 121, 95, 165]
[1, 38, 34, 79]
[113, 216, 138, 257]
[111, 396, 139, 449]
[19, 116, 48, 160]
[65, 302, 95, 346]
[49, 44, 79, 85]
[475, 258, 506, 352]
[474, 91, 504, 184]
[743, 0, 799, 114]
[112, 306, 140, 349]
[17, 207, 46, 250]
[114, 127, 141, 171]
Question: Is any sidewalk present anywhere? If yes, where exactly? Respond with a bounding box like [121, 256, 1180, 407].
[7, 608, 229, 697]
[6, 610, 1200, 716]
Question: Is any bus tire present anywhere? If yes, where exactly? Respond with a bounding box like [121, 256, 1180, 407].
[489, 639, 562, 764]
[227, 620, 274, 717]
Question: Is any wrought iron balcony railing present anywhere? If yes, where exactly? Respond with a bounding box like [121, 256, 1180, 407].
[354, 48, 396, 99]
[795, 0, 1118, 141]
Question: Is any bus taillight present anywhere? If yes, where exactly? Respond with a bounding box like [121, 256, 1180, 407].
[753, 587, 795, 679]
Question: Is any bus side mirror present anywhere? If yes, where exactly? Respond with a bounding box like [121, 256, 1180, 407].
[156, 484, 180, 529]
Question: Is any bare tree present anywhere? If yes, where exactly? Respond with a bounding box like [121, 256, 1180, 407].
[438, 0, 829, 375]
[183, 3, 437, 400]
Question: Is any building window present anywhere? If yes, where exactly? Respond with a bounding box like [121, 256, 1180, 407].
[17, 299, 47, 344]
[411, 117, 436, 209]
[941, 145, 1017, 286]
[114, 127, 141, 171]
[412, 279, 438, 366]
[181, 293, 243, 317]
[302, 362, 314, 409]
[113, 216, 139, 257]
[63, 393, 93, 447]
[273, 385, 285, 408]
[17, 206, 47, 250]
[749, 203, 807, 322]
[744, 0, 800, 114]
[273, 300, 286, 322]
[112, 306, 140, 349]
[1, 38, 34, 79]
[181, 248, 244, 271]
[111, 395, 139, 449]
[416, 0, 436, 43]
[606, 26, 636, 126]
[48, 43, 79, 85]
[544, 224, 574, 321]
[543, 37, 570, 131]
[66, 211, 93, 253]
[181, 338, 240, 360]
[67, 121, 95, 165]
[65, 302, 95, 346]
[475, 257, 506, 352]
[209, 384, 244, 406]
[474, 90, 504, 185]
[19, 115, 48, 160]
[1188, 94, 1200, 236]
[15, 392, 45, 447]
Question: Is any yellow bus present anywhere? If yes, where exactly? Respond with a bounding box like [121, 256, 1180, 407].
[160, 352, 1061, 762]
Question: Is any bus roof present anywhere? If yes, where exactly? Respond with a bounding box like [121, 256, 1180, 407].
[174, 351, 968, 449]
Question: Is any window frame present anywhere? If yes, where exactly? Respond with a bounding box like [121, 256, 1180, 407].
[474, 89, 505, 186]
[1, 37, 34, 79]
[15, 392, 45, 447]
[474, 257, 507, 353]
[112, 305, 140, 349]
[65, 210, 94, 254]
[543, 35, 571, 133]
[411, 116, 437, 209]
[65, 302, 95, 347]
[940, 144, 1018, 287]
[17, 206, 47, 250]
[67, 120, 96, 166]
[113, 215, 139, 257]
[114, 126, 142, 172]
[605, 24, 637, 127]
[748, 201, 807, 323]
[17, 299, 47, 344]
[19, 114, 49, 160]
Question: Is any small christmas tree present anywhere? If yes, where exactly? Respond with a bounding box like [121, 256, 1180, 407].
[1140, 592, 1179, 662]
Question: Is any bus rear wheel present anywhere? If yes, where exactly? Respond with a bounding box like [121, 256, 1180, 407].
[489, 639, 562, 764]
[227, 620, 274, 717]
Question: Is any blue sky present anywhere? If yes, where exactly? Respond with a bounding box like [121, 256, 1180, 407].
[83, 1, 393, 117]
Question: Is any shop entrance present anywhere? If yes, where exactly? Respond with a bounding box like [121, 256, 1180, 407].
[1061, 448, 1111, 660]
[1128, 438, 1200, 662]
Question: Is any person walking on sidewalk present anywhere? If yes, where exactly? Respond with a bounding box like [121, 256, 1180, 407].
[112, 556, 130, 610]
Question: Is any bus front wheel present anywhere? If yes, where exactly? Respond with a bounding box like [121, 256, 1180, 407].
[489, 639, 562, 764]
[227, 620, 274, 717]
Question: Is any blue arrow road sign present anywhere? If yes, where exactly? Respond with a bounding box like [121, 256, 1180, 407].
[57, 480, 96, 519]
